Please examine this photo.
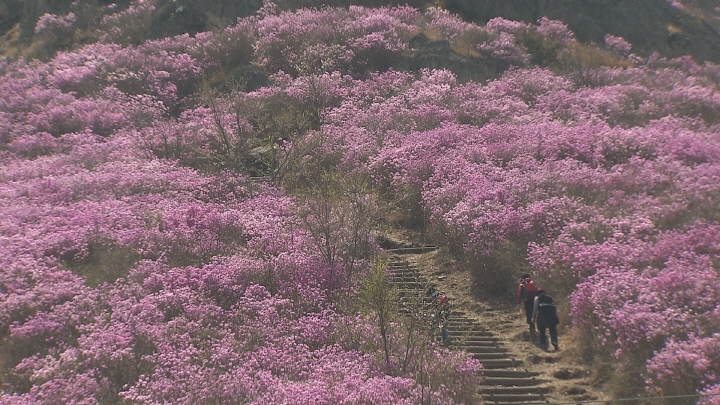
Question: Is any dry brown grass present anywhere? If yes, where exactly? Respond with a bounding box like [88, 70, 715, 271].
[0, 24, 23, 59]
[560, 42, 633, 87]
[418, 27, 486, 59]
[564, 42, 633, 70]
[449, 42, 483, 58]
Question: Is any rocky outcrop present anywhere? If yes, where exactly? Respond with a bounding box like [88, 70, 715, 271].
[147, 0, 261, 39]
[396, 33, 497, 83]
[443, 0, 720, 63]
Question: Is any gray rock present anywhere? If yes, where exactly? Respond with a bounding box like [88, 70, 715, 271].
[443, 0, 720, 63]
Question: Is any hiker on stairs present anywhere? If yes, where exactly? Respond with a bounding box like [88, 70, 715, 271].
[426, 286, 451, 345]
[516, 274, 538, 337]
[532, 289, 560, 351]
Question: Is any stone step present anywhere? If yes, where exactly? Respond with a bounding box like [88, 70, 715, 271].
[397, 293, 427, 299]
[394, 284, 424, 289]
[450, 331, 497, 340]
[462, 346, 507, 354]
[449, 333, 495, 340]
[481, 386, 551, 395]
[447, 320, 477, 325]
[481, 377, 547, 386]
[389, 276, 423, 282]
[446, 319, 486, 325]
[397, 289, 429, 295]
[450, 338, 505, 353]
[449, 334, 497, 342]
[477, 359, 523, 369]
[432, 338, 503, 349]
[389, 278, 423, 283]
[478, 403, 547, 405]
[396, 297, 432, 302]
[448, 328, 497, 336]
[452, 341, 500, 347]
[456, 332, 498, 338]
[388, 271, 421, 276]
[394, 292, 429, 297]
[384, 246, 438, 254]
[480, 369, 540, 378]
[469, 352, 509, 360]
[447, 329, 494, 337]
[480, 393, 546, 403]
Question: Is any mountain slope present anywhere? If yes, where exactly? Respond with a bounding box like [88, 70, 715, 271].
[2, 0, 720, 63]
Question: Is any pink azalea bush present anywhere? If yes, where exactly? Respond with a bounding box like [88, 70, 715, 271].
[34, 13, 77, 34]
[302, 26, 720, 398]
[3, 4, 720, 401]
[0, 6, 492, 403]
[604, 34, 632, 56]
[253, 5, 421, 76]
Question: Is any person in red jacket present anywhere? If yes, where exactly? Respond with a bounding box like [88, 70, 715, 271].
[516, 273, 538, 336]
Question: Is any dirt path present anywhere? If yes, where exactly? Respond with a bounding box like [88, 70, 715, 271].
[380, 228, 607, 404]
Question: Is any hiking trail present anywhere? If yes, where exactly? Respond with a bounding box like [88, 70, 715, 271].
[381, 229, 605, 404]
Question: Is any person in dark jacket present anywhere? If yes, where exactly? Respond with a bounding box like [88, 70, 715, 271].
[532, 289, 560, 351]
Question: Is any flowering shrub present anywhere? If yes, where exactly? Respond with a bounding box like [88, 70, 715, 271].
[646, 333, 720, 397]
[306, 18, 720, 398]
[0, 7, 493, 403]
[604, 34, 632, 56]
[3, 4, 720, 402]
[96, 0, 157, 45]
[536, 17, 574, 45]
[34, 13, 77, 34]
[254, 6, 420, 76]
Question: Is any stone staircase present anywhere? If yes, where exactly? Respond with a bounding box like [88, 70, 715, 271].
[385, 249, 551, 404]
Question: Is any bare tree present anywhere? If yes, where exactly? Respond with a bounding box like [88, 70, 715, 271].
[297, 170, 379, 281]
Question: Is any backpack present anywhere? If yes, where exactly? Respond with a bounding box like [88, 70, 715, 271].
[435, 292, 450, 322]
[435, 292, 449, 309]
[522, 278, 537, 299]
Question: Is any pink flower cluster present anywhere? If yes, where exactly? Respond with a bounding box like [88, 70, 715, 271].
[422, 12, 574, 67]
[34, 13, 77, 34]
[1, 7, 492, 403]
[604, 34, 632, 56]
[298, 33, 719, 398]
[253, 6, 420, 76]
[4, 4, 720, 401]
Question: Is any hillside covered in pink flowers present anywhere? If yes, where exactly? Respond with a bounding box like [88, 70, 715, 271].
[1, 1, 719, 404]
